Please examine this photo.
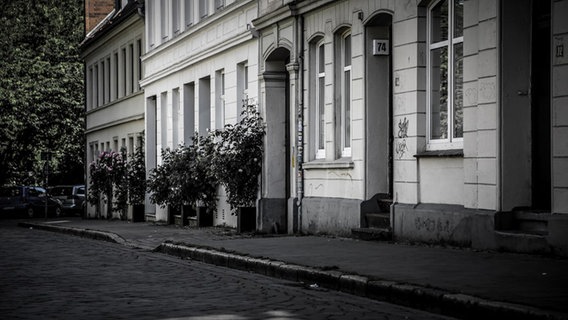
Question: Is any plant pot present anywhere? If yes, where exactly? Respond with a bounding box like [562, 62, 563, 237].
[168, 205, 181, 225]
[182, 205, 197, 227]
[197, 206, 213, 227]
[132, 204, 145, 222]
[237, 207, 256, 233]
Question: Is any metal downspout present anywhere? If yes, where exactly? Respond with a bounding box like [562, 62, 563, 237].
[296, 14, 305, 234]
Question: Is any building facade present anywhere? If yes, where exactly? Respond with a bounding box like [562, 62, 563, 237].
[253, 0, 568, 255]
[81, 0, 145, 219]
[140, 0, 259, 225]
[84, 0, 568, 255]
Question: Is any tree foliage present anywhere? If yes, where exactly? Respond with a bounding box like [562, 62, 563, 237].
[0, 0, 85, 186]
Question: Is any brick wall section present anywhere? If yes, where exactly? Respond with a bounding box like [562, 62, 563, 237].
[85, 0, 115, 34]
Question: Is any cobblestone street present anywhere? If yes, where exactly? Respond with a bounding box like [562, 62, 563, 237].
[0, 222, 453, 320]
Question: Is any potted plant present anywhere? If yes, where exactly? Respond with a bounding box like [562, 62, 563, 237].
[213, 100, 265, 232]
[147, 147, 183, 224]
[127, 143, 146, 222]
[146, 138, 217, 226]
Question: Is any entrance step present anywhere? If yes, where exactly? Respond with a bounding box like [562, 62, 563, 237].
[365, 213, 390, 229]
[352, 227, 392, 241]
[361, 193, 392, 215]
[494, 230, 551, 255]
[514, 211, 550, 236]
[496, 211, 551, 236]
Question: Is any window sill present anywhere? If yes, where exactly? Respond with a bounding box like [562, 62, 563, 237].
[414, 149, 464, 158]
[302, 159, 354, 170]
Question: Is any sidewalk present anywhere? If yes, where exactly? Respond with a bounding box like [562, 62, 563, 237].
[19, 217, 568, 320]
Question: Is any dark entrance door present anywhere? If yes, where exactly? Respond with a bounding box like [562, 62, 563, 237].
[531, 0, 551, 211]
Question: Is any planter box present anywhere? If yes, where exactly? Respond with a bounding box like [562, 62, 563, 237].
[237, 207, 256, 233]
[197, 206, 213, 227]
[132, 204, 145, 222]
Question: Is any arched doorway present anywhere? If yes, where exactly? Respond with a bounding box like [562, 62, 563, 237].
[258, 47, 291, 233]
[364, 13, 393, 202]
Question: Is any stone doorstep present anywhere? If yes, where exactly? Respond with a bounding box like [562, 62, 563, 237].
[17, 222, 567, 320]
[351, 227, 392, 241]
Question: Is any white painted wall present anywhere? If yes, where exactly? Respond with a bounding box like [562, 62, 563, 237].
[84, 14, 146, 219]
[141, 0, 258, 225]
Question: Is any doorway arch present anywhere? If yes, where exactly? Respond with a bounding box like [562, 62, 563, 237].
[258, 47, 291, 233]
[365, 12, 393, 200]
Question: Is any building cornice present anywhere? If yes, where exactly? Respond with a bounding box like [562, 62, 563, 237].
[86, 113, 144, 134]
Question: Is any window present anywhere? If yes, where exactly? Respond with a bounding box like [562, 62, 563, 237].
[129, 43, 134, 95]
[93, 65, 99, 107]
[88, 67, 93, 109]
[101, 60, 106, 104]
[121, 48, 127, 97]
[315, 40, 326, 159]
[427, 0, 463, 149]
[113, 52, 119, 99]
[237, 62, 248, 120]
[172, 88, 180, 146]
[147, 0, 154, 48]
[160, 0, 168, 40]
[215, 0, 225, 10]
[215, 70, 225, 129]
[172, 0, 180, 35]
[184, 0, 193, 27]
[199, 0, 208, 18]
[339, 32, 352, 157]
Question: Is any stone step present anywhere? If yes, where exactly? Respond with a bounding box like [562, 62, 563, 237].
[494, 230, 551, 255]
[496, 211, 551, 236]
[365, 213, 390, 229]
[514, 211, 550, 235]
[351, 227, 392, 241]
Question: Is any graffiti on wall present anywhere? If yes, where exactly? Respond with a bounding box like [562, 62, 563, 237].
[395, 117, 409, 159]
[414, 217, 452, 234]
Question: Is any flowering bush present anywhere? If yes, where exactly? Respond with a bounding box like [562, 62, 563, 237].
[147, 147, 180, 209]
[127, 144, 146, 206]
[146, 135, 217, 213]
[212, 101, 265, 211]
[88, 150, 126, 218]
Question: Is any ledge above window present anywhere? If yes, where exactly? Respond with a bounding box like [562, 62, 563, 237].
[414, 149, 464, 158]
[302, 159, 354, 170]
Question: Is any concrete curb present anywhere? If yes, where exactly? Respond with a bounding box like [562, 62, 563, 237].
[19, 222, 567, 320]
[18, 222, 127, 246]
[156, 242, 564, 320]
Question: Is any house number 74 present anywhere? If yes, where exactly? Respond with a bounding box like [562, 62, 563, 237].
[373, 39, 389, 56]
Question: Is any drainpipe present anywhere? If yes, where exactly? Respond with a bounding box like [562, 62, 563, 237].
[296, 14, 305, 234]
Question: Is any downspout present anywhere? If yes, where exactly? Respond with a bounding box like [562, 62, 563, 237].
[296, 14, 305, 234]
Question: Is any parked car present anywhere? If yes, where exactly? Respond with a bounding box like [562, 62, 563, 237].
[49, 185, 85, 216]
[0, 186, 62, 218]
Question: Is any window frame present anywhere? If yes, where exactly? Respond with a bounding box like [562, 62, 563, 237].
[315, 39, 326, 160]
[340, 31, 352, 158]
[426, 0, 464, 150]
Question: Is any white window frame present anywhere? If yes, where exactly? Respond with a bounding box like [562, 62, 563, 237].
[315, 40, 326, 160]
[340, 31, 352, 158]
[426, 0, 464, 150]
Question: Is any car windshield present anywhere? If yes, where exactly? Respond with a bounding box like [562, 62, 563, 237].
[51, 187, 73, 196]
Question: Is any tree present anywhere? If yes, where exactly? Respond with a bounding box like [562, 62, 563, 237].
[0, 0, 85, 186]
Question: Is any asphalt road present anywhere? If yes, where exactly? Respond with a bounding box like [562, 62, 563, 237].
[0, 221, 454, 320]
